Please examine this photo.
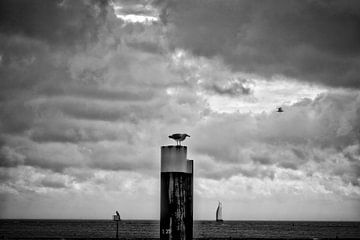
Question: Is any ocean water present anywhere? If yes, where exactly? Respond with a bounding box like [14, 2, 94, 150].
[0, 219, 359, 239]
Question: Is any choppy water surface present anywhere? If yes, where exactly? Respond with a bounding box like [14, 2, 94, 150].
[1, 219, 359, 238]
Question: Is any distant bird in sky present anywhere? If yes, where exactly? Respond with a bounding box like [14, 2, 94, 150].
[169, 133, 190, 146]
[277, 107, 284, 112]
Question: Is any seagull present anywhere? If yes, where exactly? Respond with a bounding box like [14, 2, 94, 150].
[277, 107, 284, 112]
[169, 133, 190, 146]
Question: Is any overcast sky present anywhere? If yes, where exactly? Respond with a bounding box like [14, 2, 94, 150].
[0, 0, 360, 220]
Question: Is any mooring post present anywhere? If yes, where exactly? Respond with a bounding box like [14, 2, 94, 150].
[160, 145, 193, 240]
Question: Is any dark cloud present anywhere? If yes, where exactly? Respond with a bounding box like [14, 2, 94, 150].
[86, 142, 158, 172]
[0, 146, 25, 167]
[0, 169, 12, 182]
[197, 163, 275, 180]
[0, 0, 111, 134]
[25, 152, 84, 173]
[39, 85, 154, 102]
[0, 97, 36, 134]
[0, 0, 109, 47]
[0, 128, 158, 173]
[0, 0, 205, 180]
[127, 40, 164, 54]
[252, 155, 272, 165]
[159, 0, 360, 88]
[0, 35, 57, 96]
[56, 99, 166, 123]
[292, 148, 307, 160]
[0, 0, 179, 137]
[41, 178, 67, 189]
[29, 121, 127, 143]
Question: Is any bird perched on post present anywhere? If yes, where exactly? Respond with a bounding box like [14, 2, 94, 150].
[169, 133, 190, 146]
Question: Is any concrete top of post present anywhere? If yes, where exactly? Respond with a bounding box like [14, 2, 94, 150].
[161, 145, 188, 173]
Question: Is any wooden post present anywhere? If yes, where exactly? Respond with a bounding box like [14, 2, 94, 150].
[116, 221, 119, 239]
[160, 146, 193, 240]
[185, 160, 193, 240]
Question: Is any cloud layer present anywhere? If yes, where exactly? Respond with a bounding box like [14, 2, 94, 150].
[0, 0, 359, 220]
[158, 0, 360, 88]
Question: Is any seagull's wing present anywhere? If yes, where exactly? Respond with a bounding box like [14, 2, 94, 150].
[170, 133, 182, 139]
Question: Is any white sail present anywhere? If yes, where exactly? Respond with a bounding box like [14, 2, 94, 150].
[216, 201, 223, 221]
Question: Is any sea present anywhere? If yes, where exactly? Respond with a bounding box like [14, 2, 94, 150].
[1, 219, 359, 239]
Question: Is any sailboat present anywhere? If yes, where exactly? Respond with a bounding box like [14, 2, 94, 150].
[216, 201, 223, 222]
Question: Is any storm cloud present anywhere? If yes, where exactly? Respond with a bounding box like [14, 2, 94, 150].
[158, 0, 360, 88]
[0, 0, 109, 46]
[0, 0, 359, 220]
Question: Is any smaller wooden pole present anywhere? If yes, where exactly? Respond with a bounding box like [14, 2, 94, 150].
[116, 221, 119, 239]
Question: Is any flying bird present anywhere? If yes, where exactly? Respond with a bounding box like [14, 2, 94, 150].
[169, 133, 190, 146]
[277, 107, 284, 112]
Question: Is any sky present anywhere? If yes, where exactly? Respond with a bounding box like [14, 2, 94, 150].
[0, 0, 359, 221]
